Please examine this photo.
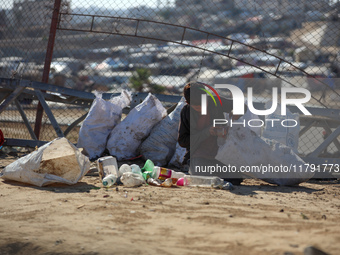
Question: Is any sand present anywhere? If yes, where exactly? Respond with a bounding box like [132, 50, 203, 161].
[0, 153, 340, 255]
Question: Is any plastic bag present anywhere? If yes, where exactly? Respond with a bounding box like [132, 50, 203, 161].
[262, 102, 300, 153]
[120, 172, 145, 187]
[77, 90, 131, 159]
[215, 126, 314, 186]
[139, 97, 185, 166]
[1, 138, 90, 187]
[168, 142, 187, 168]
[237, 105, 262, 136]
[107, 93, 167, 160]
[217, 105, 262, 146]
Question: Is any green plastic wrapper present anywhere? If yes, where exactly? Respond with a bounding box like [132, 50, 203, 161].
[141, 159, 154, 180]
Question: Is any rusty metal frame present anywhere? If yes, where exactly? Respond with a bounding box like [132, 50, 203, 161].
[56, 12, 340, 109]
[34, 0, 62, 140]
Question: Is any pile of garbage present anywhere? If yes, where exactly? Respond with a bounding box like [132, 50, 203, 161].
[98, 156, 233, 190]
[0, 90, 315, 188]
[77, 90, 187, 169]
[76, 90, 232, 189]
[0, 90, 231, 189]
[0, 136, 232, 189]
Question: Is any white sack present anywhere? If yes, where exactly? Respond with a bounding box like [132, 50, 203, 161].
[262, 102, 300, 153]
[77, 90, 131, 159]
[168, 142, 187, 168]
[139, 97, 185, 166]
[215, 126, 314, 186]
[1, 138, 90, 187]
[107, 93, 167, 160]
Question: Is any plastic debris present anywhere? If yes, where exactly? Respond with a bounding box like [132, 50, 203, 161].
[120, 172, 145, 187]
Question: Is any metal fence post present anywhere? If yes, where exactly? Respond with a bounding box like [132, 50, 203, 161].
[33, 0, 62, 139]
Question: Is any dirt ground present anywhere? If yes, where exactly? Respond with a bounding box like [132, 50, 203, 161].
[0, 151, 340, 255]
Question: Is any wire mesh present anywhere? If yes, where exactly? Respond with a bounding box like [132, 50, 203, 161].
[0, 0, 339, 157]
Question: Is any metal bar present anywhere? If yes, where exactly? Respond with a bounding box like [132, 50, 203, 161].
[289, 107, 340, 121]
[227, 41, 234, 57]
[0, 86, 93, 108]
[56, 13, 340, 99]
[275, 60, 282, 76]
[135, 20, 139, 36]
[64, 112, 88, 137]
[1, 78, 97, 102]
[0, 91, 11, 104]
[302, 157, 340, 165]
[309, 125, 340, 157]
[181, 27, 186, 43]
[302, 119, 339, 129]
[2, 78, 340, 119]
[299, 120, 316, 137]
[57, 13, 62, 28]
[0, 85, 26, 114]
[58, 24, 332, 106]
[4, 138, 48, 148]
[90, 15, 95, 31]
[323, 121, 340, 152]
[34, 0, 62, 140]
[35, 89, 64, 138]
[14, 99, 38, 141]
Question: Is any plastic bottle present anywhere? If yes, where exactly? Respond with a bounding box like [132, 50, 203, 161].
[102, 174, 117, 187]
[176, 175, 224, 188]
[141, 159, 186, 182]
[147, 178, 162, 186]
[141, 159, 155, 180]
[119, 164, 132, 176]
[152, 166, 186, 181]
[131, 164, 142, 176]
[160, 178, 173, 187]
[97, 156, 119, 184]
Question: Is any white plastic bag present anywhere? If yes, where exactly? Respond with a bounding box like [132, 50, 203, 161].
[262, 102, 300, 153]
[237, 105, 262, 136]
[215, 126, 314, 186]
[1, 138, 90, 187]
[107, 93, 167, 160]
[120, 172, 145, 187]
[168, 142, 187, 168]
[139, 97, 185, 166]
[77, 90, 131, 159]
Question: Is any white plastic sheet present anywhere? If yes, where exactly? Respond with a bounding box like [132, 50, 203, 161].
[77, 90, 131, 159]
[107, 93, 167, 160]
[215, 126, 314, 186]
[1, 138, 90, 187]
[262, 102, 300, 153]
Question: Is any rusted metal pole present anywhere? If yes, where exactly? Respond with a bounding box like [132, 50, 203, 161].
[34, 0, 62, 139]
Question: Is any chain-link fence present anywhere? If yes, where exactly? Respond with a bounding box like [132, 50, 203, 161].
[0, 0, 340, 158]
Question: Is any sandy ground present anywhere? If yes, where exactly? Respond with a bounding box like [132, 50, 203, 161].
[0, 152, 340, 255]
